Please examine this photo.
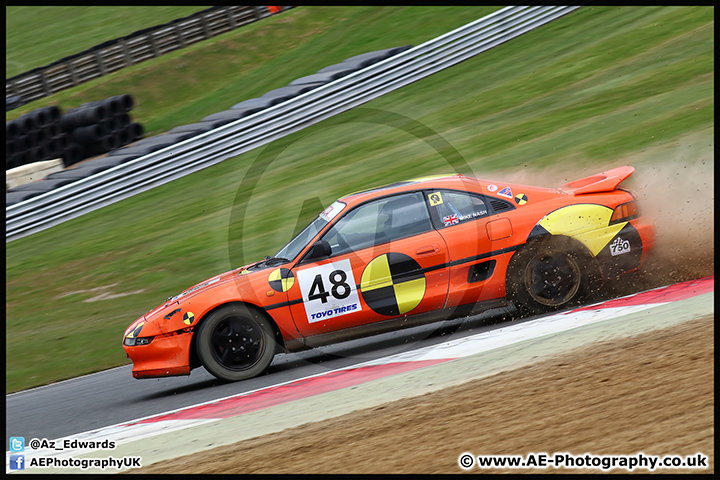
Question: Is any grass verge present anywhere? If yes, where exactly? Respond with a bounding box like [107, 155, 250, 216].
[5, 6, 714, 393]
[6, 6, 208, 78]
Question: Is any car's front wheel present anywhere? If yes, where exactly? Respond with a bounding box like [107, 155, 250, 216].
[196, 304, 277, 382]
[507, 236, 597, 317]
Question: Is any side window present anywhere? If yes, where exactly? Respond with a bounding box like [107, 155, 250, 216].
[322, 192, 432, 256]
[427, 190, 489, 228]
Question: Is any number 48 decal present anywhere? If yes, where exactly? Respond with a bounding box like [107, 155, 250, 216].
[308, 269, 351, 303]
[297, 259, 362, 323]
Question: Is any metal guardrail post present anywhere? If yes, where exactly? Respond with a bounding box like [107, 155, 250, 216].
[147, 32, 161, 57]
[38, 71, 51, 96]
[94, 51, 107, 76]
[226, 7, 237, 29]
[67, 61, 79, 86]
[175, 23, 186, 48]
[199, 13, 212, 39]
[120, 38, 133, 67]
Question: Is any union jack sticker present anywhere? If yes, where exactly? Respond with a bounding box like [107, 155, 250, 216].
[443, 214, 459, 226]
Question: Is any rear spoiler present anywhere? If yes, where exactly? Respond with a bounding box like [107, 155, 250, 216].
[560, 166, 634, 195]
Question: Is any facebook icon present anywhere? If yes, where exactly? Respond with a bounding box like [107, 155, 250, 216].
[9, 454, 25, 470]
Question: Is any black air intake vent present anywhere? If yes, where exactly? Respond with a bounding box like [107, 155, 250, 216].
[489, 199, 514, 212]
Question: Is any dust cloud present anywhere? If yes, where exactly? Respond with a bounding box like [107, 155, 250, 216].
[472, 141, 714, 295]
[627, 157, 714, 289]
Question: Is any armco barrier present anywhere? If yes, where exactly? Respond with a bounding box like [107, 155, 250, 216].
[6, 6, 580, 242]
[5, 6, 287, 105]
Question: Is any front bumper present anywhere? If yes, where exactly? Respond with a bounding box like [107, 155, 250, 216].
[124, 331, 193, 378]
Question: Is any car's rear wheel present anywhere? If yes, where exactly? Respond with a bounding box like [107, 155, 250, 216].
[508, 236, 597, 317]
[196, 304, 276, 382]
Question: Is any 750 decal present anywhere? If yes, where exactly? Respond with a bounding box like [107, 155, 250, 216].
[297, 259, 362, 322]
[609, 236, 631, 256]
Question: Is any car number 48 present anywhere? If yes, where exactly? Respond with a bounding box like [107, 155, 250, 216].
[308, 270, 352, 303]
[297, 259, 362, 323]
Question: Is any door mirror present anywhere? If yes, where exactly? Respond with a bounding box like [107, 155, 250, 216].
[304, 239, 332, 262]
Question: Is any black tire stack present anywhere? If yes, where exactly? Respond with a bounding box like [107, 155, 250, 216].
[59, 94, 143, 167]
[6, 106, 67, 171]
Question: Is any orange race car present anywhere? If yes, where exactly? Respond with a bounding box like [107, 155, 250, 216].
[123, 166, 655, 382]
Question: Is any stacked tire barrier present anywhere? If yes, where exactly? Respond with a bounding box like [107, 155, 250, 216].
[6, 106, 67, 171]
[59, 94, 143, 166]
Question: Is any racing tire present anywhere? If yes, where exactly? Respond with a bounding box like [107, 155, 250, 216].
[507, 236, 598, 317]
[108, 93, 134, 112]
[127, 122, 144, 142]
[196, 304, 277, 382]
[7, 119, 23, 138]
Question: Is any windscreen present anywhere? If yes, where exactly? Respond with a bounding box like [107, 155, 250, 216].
[274, 201, 346, 261]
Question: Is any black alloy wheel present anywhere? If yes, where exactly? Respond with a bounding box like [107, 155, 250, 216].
[196, 304, 277, 381]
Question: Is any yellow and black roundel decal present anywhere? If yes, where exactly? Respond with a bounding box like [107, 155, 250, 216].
[183, 312, 195, 325]
[360, 253, 426, 316]
[269, 268, 295, 292]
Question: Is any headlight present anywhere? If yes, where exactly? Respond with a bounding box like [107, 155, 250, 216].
[123, 321, 153, 346]
[124, 336, 154, 346]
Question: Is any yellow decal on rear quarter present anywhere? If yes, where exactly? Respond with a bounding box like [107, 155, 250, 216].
[538, 204, 627, 256]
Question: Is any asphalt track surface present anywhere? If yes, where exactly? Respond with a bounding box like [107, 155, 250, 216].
[5, 304, 517, 450]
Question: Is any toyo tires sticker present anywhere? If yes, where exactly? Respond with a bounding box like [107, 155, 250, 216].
[297, 259, 362, 323]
